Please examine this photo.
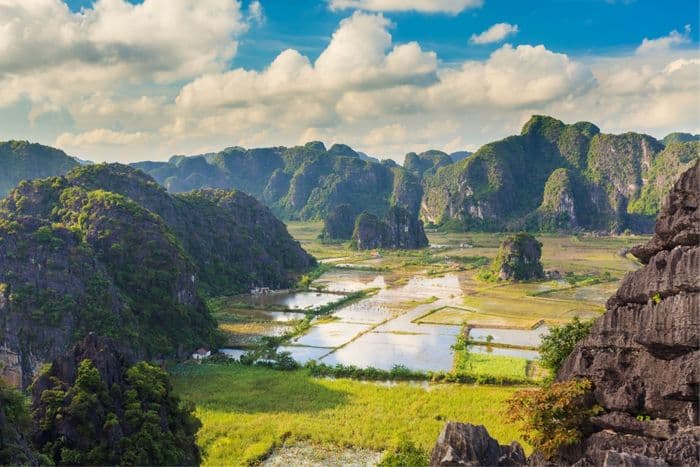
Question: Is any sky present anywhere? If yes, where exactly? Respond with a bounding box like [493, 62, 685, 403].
[1, 0, 699, 162]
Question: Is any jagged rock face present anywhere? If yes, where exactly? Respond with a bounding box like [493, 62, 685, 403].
[430, 422, 526, 466]
[31, 334, 200, 466]
[538, 168, 579, 230]
[493, 233, 544, 281]
[352, 207, 429, 250]
[555, 161, 700, 466]
[352, 212, 385, 250]
[383, 206, 429, 249]
[321, 204, 357, 240]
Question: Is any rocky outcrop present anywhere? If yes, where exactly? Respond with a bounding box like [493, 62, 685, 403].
[553, 160, 700, 466]
[492, 233, 544, 281]
[430, 162, 699, 467]
[320, 203, 357, 240]
[31, 334, 200, 466]
[352, 206, 429, 250]
[430, 422, 526, 466]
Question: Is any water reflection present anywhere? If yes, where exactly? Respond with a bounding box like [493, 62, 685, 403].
[239, 291, 342, 310]
[321, 331, 455, 372]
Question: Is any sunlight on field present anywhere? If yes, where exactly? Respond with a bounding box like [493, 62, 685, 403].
[172, 364, 526, 466]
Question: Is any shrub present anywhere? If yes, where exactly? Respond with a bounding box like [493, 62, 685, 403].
[506, 379, 602, 459]
[539, 317, 594, 374]
[378, 438, 429, 467]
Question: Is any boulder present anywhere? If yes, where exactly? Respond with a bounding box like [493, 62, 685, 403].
[430, 422, 526, 466]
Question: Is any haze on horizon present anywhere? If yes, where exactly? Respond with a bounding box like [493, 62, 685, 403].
[1, 0, 699, 163]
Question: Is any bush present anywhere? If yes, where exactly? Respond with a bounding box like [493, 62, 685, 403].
[539, 317, 594, 374]
[378, 438, 429, 467]
[506, 379, 602, 459]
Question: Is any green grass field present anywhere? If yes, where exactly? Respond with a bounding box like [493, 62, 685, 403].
[171, 364, 526, 466]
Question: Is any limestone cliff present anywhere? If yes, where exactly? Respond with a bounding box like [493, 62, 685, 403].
[554, 160, 699, 466]
[352, 206, 428, 250]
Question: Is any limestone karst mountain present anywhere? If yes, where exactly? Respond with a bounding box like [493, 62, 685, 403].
[0, 164, 313, 388]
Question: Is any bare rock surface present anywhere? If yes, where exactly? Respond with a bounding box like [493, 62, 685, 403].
[430, 422, 525, 466]
[556, 160, 699, 466]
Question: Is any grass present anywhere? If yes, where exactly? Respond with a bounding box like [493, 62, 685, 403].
[171, 363, 527, 466]
[455, 353, 530, 379]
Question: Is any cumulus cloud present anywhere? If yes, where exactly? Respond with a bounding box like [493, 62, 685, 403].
[636, 25, 692, 54]
[3, 3, 699, 162]
[470, 23, 519, 44]
[327, 0, 483, 14]
[56, 129, 151, 147]
[0, 0, 248, 135]
[171, 12, 438, 140]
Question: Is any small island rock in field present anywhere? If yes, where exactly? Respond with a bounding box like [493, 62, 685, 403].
[320, 203, 357, 240]
[492, 233, 544, 281]
[352, 206, 429, 250]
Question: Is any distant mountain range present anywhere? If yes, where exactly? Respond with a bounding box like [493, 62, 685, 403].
[1, 116, 697, 232]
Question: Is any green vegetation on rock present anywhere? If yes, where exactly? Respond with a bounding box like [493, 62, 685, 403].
[32, 335, 201, 466]
[539, 318, 594, 374]
[0, 140, 79, 197]
[421, 115, 689, 233]
[0, 163, 313, 387]
[488, 233, 544, 281]
[133, 142, 421, 221]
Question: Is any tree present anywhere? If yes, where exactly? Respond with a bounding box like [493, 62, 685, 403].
[506, 379, 602, 459]
[539, 318, 594, 374]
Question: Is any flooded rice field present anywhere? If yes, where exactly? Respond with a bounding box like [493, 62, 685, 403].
[238, 291, 343, 310]
[468, 326, 549, 348]
[219, 263, 611, 371]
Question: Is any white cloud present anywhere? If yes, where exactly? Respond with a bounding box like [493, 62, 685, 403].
[247, 0, 264, 25]
[1, 4, 699, 162]
[636, 25, 692, 54]
[470, 23, 519, 44]
[56, 129, 151, 147]
[327, 0, 483, 14]
[0, 0, 248, 129]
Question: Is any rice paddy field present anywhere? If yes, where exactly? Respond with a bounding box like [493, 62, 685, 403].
[174, 223, 649, 465]
[171, 364, 526, 466]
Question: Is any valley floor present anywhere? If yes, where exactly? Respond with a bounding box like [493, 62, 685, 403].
[175, 224, 649, 465]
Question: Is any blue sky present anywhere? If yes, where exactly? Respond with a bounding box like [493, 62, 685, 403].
[64, 0, 699, 69]
[2, 0, 699, 162]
